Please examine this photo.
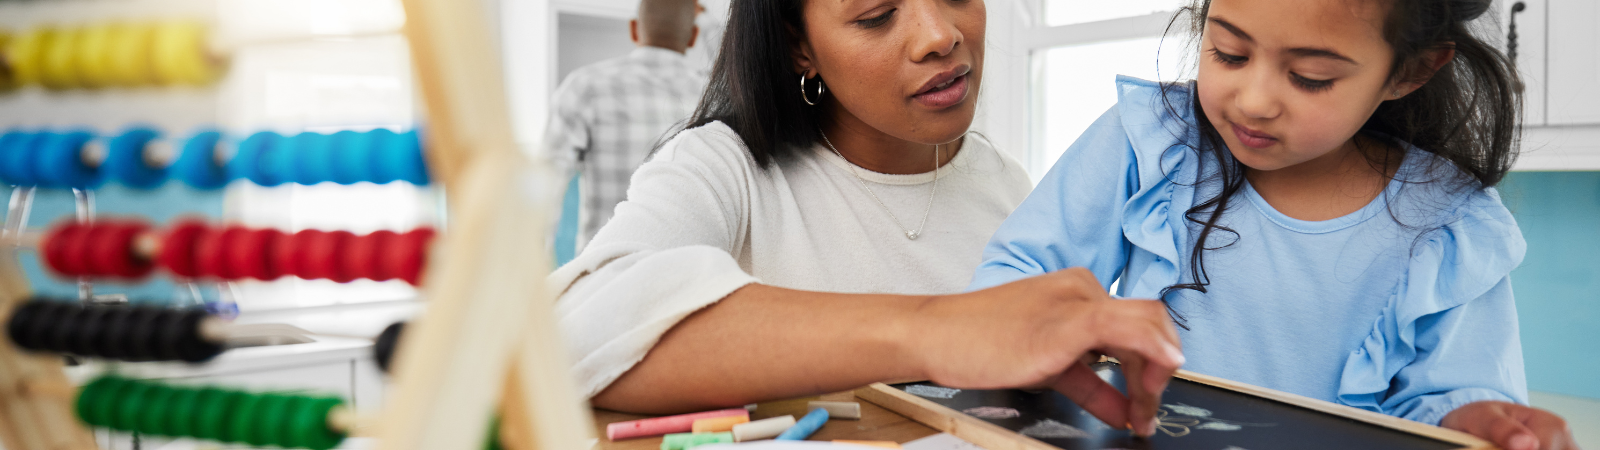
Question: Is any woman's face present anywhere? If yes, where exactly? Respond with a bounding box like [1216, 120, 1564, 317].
[796, 0, 985, 145]
[1196, 0, 1403, 171]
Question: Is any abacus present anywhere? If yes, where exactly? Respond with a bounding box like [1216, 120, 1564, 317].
[0, 0, 591, 449]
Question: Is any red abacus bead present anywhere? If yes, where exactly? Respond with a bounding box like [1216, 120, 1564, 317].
[390, 228, 434, 285]
[59, 223, 97, 277]
[158, 221, 209, 277]
[89, 222, 155, 278]
[344, 230, 393, 281]
[274, 230, 314, 279]
[300, 230, 355, 282]
[192, 226, 242, 279]
[43, 223, 86, 276]
[229, 228, 282, 280]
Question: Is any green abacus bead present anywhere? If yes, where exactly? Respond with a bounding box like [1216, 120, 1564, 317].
[196, 389, 242, 442]
[253, 394, 294, 447]
[139, 385, 177, 436]
[113, 381, 155, 432]
[225, 392, 264, 445]
[292, 397, 347, 450]
[74, 376, 126, 427]
[165, 388, 201, 438]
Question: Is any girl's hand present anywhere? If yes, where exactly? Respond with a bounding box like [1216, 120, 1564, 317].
[1441, 401, 1579, 450]
[910, 268, 1185, 437]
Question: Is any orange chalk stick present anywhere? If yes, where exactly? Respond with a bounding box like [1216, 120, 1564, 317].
[691, 415, 750, 433]
[833, 440, 901, 448]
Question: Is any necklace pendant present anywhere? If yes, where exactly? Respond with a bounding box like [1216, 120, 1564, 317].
[906, 231, 919, 240]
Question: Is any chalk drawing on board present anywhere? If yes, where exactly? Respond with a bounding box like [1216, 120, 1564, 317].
[1019, 419, 1092, 439]
[907, 385, 962, 399]
[1155, 404, 1275, 437]
[961, 406, 1021, 419]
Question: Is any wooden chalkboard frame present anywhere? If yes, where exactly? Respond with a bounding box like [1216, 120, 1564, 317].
[854, 370, 1496, 450]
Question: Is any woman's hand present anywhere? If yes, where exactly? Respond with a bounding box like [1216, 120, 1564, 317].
[909, 268, 1184, 437]
[1441, 401, 1579, 450]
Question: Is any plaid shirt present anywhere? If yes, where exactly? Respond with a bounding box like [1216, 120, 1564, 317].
[547, 46, 707, 249]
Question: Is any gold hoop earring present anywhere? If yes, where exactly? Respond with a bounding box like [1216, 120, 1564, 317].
[800, 73, 826, 106]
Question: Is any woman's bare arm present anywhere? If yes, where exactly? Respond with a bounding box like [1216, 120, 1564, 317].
[591, 268, 1183, 437]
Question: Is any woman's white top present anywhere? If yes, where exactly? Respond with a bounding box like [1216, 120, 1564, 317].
[551, 121, 1033, 398]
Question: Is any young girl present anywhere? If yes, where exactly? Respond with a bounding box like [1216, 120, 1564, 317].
[971, 0, 1575, 447]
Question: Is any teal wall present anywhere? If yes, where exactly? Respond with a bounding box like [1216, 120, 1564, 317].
[1, 185, 223, 304]
[1501, 171, 1600, 400]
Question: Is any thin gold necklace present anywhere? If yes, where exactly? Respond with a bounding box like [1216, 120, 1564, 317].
[819, 132, 939, 240]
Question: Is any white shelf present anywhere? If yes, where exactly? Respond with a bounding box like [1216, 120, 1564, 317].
[1514, 124, 1600, 171]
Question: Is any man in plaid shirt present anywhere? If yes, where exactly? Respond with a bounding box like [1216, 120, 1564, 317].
[547, 0, 708, 252]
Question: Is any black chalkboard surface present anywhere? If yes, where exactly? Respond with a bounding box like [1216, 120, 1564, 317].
[857, 362, 1490, 450]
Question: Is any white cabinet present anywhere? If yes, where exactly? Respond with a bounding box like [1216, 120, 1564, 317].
[1544, 0, 1600, 125]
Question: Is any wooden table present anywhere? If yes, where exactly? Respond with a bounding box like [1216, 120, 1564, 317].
[593, 391, 940, 449]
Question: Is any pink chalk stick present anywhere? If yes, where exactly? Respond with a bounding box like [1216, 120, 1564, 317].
[606, 408, 750, 441]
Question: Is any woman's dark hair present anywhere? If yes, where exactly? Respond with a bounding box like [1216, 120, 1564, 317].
[1156, 0, 1521, 323]
[678, 0, 827, 168]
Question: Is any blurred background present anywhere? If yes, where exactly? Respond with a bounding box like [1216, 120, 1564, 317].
[0, 0, 1592, 448]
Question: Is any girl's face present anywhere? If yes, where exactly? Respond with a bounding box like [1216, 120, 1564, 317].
[1197, 0, 1404, 171]
[795, 0, 985, 145]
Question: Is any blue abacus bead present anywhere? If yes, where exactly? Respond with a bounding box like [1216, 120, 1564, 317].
[259, 132, 301, 186]
[293, 132, 337, 185]
[37, 131, 101, 189]
[173, 130, 229, 190]
[106, 127, 166, 189]
[365, 129, 400, 184]
[394, 130, 428, 185]
[328, 130, 370, 185]
[230, 131, 283, 187]
[0, 131, 35, 186]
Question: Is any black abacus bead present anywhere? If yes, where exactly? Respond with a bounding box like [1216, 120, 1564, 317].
[173, 310, 222, 363]
[47, 304, 88, 353]
[100, 306, 140, 359]
[374, 321, 406, 374]
[153, 308, 188, 361]
[70, 306, 112, 356]
[26, 301, 73, 352]
[6, 301, 43, 350]
[125, 307, 164, 361]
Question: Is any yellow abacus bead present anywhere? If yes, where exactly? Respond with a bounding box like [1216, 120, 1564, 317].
[7, 27, 55, 87]
[74, 24, 116, 89]
[151, 21, 219, 86]
[41, 26, 81, 89]
[105, 23, 155, 87]
[0, 31, 14, 89]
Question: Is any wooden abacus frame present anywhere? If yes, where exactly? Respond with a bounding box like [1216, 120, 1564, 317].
[0, 0, 593, 448]
[854, 370, 1495, 450]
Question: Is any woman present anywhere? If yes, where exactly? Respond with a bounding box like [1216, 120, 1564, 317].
[551, 0, 1183, 437]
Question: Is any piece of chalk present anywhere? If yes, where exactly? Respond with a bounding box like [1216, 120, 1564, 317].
[807, 401, 862, 420]
[691, 415, 749, 433]
[776, 408, 829, 441]
[660, 432, 733, 450]
[731, 415, 796, 442]
[833, 440, 901, 448]
[606, 408, 748, 441]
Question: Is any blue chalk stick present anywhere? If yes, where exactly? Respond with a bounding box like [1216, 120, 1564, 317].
[775, 407, 828, 441]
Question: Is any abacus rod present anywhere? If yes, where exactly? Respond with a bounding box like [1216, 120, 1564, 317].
[76, 137, 230, 171]
[2, 187, 36, 246]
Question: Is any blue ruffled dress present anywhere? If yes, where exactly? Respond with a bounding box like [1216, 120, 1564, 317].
[970, 76, 1529, 425]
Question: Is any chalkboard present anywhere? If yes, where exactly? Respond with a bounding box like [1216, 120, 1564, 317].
[855, 363, 1491, 450]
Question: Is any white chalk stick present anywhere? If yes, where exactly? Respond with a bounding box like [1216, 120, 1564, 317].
[807, 401, 862, 420]
[732, 415, 797, 442]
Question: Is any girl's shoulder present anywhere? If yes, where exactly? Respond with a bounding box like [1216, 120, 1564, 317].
[654, 121, 761, 170]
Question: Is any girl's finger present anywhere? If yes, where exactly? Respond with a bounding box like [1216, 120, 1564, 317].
[1050, 360, 1129, 431]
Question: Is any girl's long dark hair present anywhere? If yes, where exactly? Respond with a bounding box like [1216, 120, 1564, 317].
[675, 0, 827, 168]
[1157, 0, 1521, 323]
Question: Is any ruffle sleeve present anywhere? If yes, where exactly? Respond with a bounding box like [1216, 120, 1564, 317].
[968, 75, 1201, 292]
[1336, 187, 1529, 424]
[1111, 75, 1203, 298]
